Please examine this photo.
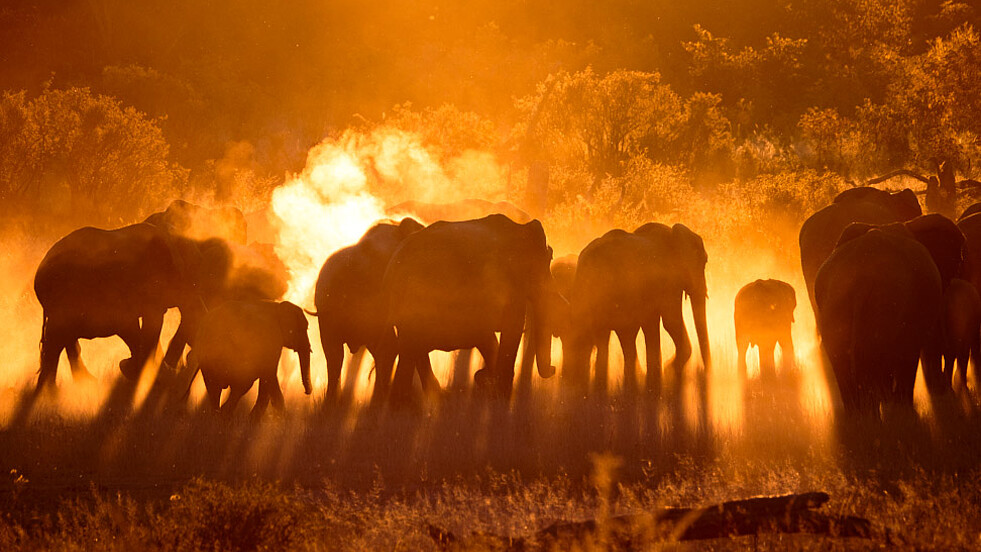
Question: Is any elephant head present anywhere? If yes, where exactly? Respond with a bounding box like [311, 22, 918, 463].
[904, 214, 965, 289]
[634, 222, 710, 368]
[397, 216, 426, 236]
[276, 301, 312, 395]
[833, 187, 922, 221]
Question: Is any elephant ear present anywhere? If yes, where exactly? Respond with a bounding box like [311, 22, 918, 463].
[670, 224, 708, 266]
[633, 222, 671, 242]
[398, 217, 425, 235]
[891, 189, 923, 220]
[905, 214, 965, 287]
[276, 301, 310, 351]
[835, 222, 876, 249]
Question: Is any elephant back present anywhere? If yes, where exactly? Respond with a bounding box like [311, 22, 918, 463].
[35, 223, 184, 314]
[383, 214, 549, 328]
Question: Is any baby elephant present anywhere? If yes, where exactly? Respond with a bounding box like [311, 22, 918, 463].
[734, 279, 796, 380]
[187, 300, 313, 419]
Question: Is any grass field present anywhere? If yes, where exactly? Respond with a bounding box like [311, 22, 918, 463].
[1, 361, 980, 550]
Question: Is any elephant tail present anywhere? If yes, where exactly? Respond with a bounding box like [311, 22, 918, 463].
[38, 314, 47, 352]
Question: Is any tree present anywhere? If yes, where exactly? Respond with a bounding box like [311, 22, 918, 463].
[0, 86, 186, 227]
[519, 68, 684, 184]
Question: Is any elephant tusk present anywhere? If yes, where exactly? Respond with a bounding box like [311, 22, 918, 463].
[303, 308, 318, 316]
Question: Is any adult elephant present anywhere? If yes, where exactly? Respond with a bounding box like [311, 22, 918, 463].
[385, 199, 532, 224]
[799, 187, 921, 312]
[308, 217, 425, 402]
[144, 199, 248, 245]
[815, 216, 963, 415]
[383, 214, 556, 402]
[634, 223, 711, 370]
[34, 223, 206, 393]
[561, 223, 709, 396]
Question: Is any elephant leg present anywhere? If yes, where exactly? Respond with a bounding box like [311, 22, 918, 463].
[735, 334, 749, 381]
[617, 327, 640, 394]
[250, 380, 272, 421]
[516, 333, 535, 395]
[920, 324, 948, 395]
[117, 320, 145, 381]
[493, 312, 525, 399]
[451, 349, 473, 391]
[643, 320, 662, 395]
[368, 336, 396, 401]
[221, 382, 253, 417]
[201, 370, 222, 412]
[779, 331, 796, 372]
[390, 348, 423, 405]
[474, 335, 501, 396]
[322, 336, 344, 401]
[343, 346, 365, 398]
[162, 322, 188, 371]
[759, 340, 777, 382]
[662, 302, 692, 377]
[37, 322, 67, 393]
[65, 340, 95, 383]
[417, 354, 441, 396]
[140, 311, 164, 362]
[966, 333, 980, 390]
[593, 331, 610, 398]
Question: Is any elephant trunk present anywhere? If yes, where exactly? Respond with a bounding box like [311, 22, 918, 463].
[532, 290, 555, 378]
[298, 345, 312, 395]
[691, 292, 711, 369]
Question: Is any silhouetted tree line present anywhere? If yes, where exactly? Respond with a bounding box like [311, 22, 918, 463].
[0, 0, 979, 228]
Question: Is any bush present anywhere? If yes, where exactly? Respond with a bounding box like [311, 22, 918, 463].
[0, 86, 187, 229]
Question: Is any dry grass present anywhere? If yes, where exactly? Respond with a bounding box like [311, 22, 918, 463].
[1, 375, 980, 550]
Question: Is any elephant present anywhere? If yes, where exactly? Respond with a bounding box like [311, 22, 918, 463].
[185, 300, 312, 419]
[383, 214, 556, 402]
[33, 223, 206, 393]
[560, 223, 709, 396]
[799, 187, 921, 312]
[633, 222, 711, 370]
[734, 279, 796, 381]
[385, 199, 532, 224]
[144, 199, 248, 245]
[308, 217, 425, 402]
[815, 215, 964, 414]
[942, 278, 981, 390]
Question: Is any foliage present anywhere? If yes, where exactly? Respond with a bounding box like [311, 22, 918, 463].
[0, 86, 186, 228]
[383, 103, 499, 160]
[519, 68, 685, 181]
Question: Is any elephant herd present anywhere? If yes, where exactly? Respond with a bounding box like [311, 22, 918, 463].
[803, 187, 981, 415]
[31, 191, 981, 419]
